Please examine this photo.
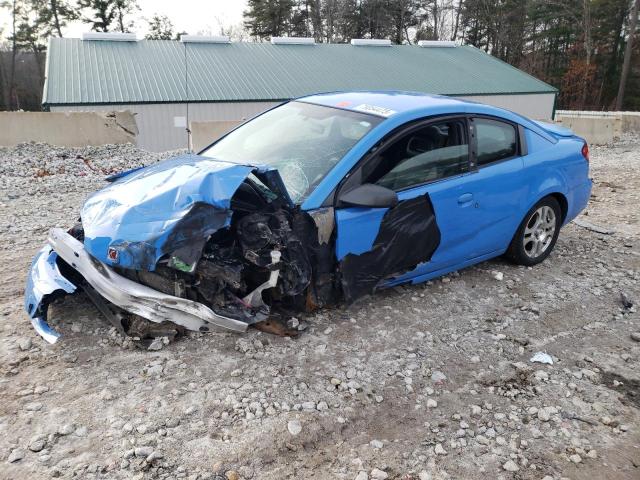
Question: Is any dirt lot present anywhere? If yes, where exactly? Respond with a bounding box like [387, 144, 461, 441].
[0, 137, 638, 480]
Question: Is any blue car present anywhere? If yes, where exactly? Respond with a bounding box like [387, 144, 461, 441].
[24, 91, 592, 344]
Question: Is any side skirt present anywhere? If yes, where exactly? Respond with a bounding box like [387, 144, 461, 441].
[382, 248, 507, 288]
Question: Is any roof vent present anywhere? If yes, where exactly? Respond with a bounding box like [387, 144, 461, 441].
[271, 36, 315, 45]
[350, 38, 392, 47]
[81, 32, 138, 42]
[418, 40, 456, 48]
[180, 35, 231, 44]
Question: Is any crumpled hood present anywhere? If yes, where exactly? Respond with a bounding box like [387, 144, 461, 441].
[81, 154, 261, 270]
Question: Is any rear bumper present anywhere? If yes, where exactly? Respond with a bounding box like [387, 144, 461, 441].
[24, 228, 249, 343]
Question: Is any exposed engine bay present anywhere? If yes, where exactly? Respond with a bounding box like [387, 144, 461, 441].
[57, 176, 336, 344]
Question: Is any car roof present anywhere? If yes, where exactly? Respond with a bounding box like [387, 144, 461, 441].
[298, 90, 555, 141]
[299, 91, 472, 116]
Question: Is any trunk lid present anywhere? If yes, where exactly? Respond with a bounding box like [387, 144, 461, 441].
[532, 120, 576, 138]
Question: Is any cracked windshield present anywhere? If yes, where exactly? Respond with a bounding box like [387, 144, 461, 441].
[201, 101, 382, 202]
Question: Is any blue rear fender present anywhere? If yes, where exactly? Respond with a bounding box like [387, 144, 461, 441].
[520, 131, 590, 226]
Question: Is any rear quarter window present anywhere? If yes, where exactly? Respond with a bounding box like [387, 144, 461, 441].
[475, 118, 517, 166]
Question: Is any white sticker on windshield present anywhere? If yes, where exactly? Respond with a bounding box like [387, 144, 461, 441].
[353, 104, 397, 117]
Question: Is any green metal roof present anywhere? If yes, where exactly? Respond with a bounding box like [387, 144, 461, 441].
[43, 38, 556, 106]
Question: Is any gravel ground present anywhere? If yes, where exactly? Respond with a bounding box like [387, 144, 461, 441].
[0, 137, 638, 480]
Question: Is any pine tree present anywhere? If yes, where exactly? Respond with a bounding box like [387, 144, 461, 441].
[243, 0, 295, 40]
[79, 0, 138, 32]
[146, 14, 173, 40]
[114, 0, 138, 32]
[33, 0, 78, 37]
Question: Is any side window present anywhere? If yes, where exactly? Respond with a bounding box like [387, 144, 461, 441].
[474, 118, 517, 166]
[363, 119, 469, 191]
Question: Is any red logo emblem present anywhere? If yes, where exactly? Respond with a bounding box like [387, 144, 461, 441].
[107, 248, 119, 262]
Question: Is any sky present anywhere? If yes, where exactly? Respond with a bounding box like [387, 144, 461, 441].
[0, 0, 249, 39]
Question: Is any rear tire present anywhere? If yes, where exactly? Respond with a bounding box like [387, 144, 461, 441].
[506, 196, 562, 266]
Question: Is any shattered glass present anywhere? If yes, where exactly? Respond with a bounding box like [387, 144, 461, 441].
[201, 101, 382, 203]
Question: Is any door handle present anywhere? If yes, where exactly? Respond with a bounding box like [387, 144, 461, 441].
[458, 193, 474, 204]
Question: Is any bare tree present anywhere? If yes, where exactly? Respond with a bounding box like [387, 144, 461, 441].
[4, 0, 19, 110]
[615, 0, 639, 110]
[451, 0, 462, 41]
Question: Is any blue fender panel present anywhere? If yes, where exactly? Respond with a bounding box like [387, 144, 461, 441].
[335, 207, 388, 260]
[81, 154, 256, 271]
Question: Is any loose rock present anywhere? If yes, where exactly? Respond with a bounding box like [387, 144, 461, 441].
[287, 419, 302, 436]
[7, 448, 25, 463]
[434, 443, 447, 455]
[370, 468, 388, 480]
[18, 338, 32, 351]
[134, 447, 154, 457]
[369, 439, 384, 449]
[28, 436, 46, 452]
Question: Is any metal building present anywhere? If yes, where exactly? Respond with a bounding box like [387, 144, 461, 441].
[43, 34, 558, 152]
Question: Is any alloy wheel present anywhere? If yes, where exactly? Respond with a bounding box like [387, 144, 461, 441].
[523, 205, 556, 258]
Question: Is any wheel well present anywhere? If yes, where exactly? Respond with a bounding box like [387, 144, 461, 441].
[547, 193, 568, 223]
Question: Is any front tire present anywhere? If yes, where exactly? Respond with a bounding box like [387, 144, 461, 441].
[506, 197, 562, 266]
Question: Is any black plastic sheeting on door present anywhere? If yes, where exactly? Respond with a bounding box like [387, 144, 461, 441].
[340, 194, 441, 302]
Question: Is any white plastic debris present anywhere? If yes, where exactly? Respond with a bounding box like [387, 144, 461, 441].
[530, 351, 553, 365]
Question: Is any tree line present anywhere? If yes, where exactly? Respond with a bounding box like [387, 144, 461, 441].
[243, 0, 640, 111]
[0, 0, 175, 110]
[1, 0, 639, 112]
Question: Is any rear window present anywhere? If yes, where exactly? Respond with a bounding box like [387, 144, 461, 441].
[475, 118, 517, 166]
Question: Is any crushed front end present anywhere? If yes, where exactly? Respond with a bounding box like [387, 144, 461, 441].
[24, 154, 334, 344]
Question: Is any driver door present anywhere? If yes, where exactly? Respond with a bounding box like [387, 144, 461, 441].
[334, 116, 477, 302]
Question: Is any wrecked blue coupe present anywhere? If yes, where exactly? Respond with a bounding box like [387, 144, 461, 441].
[25, 92, 592, 343]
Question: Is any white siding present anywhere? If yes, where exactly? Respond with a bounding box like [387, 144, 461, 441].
[53, 102, 279, 152]
[460, 93, 556, 120]
[53, 93, 555, 152]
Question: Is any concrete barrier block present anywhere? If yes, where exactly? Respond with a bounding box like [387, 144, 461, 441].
[556, 115, 620, 145]
[0, 111, 137, 147]
[190, 120, 240, 152]
[621, 113, 640, 133]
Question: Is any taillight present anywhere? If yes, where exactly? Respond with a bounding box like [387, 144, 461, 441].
[581, 142, 589, 162]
